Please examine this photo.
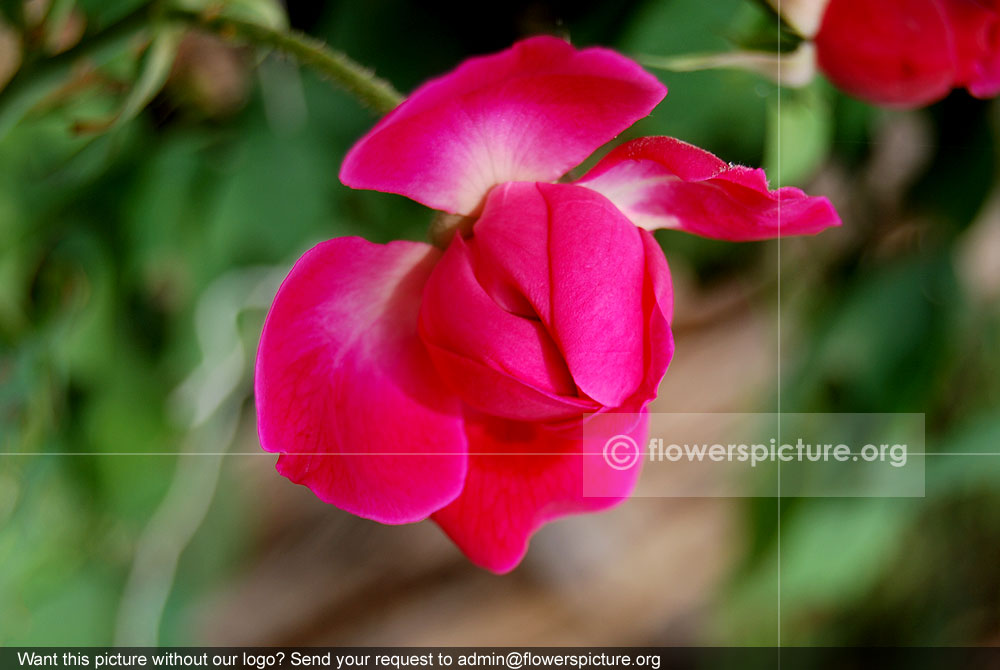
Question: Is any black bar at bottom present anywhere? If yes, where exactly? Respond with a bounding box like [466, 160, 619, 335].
[3, 647, 999, 670]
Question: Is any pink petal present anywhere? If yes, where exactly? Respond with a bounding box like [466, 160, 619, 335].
[814, 0, 956, 108]
[621, 229, 675, 411]
[432, 410, 649, 573]
[419, 342, 601, 423]
[255, 237, 467, 524]
[419, 231, 600, 423]
[339, 36, 666, 216]
[944, 0, 1000, 99]
[420, 234, 579, 399]
[576, 137, 842, 241]
[475, 182, 654, 406]
[420, 182, 673, 419]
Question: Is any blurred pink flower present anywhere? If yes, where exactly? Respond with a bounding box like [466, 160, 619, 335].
[815, 0, 1000, 108]
[255, 37, 840, 572]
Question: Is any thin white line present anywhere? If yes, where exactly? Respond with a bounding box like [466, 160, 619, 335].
[0, 452, 608, 456]
[777, 0, 783, 652]
[4, 452, 556, 456]
[893, 453, 1000, 456]
[1, 451, 983, 456]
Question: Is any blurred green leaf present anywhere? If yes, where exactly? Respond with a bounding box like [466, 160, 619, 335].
[764, 83, 832, 186]
[76, 22, 182, 134]
[0, 461, 119, 645]
[621, 0, 772, 165]
[717, 499, 916, 645]
[929, 412, 1000, 493]
[784, 253, 961, 413]
[779, 500, 913, 609]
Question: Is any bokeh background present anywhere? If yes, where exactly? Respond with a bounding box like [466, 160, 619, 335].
[2, 0, 1000, 647]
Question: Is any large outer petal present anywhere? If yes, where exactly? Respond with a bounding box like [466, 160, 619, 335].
[814, 0, 956, 108]
[576, 137, 841, 241]
[339, 36, 666, 215]
[432, 411, 649, 573]
[255, 238, 467, 524]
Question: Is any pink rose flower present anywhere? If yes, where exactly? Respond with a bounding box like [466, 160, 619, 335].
[255, 37, 841, 572]
[815, 0, 1000, 108]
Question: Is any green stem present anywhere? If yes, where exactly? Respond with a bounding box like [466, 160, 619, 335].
[169, 8, 403, 115]
[0, 2, 403, 138]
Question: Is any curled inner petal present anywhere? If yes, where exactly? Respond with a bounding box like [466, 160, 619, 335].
[419, 182, 674, 422]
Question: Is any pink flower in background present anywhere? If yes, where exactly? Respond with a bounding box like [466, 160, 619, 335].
[815, 0, 1000, 108]
[255, 37, 841, 573]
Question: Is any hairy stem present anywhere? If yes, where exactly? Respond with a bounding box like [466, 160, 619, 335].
[168, 7, 403, 114]
[0, 2, 403, 137]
